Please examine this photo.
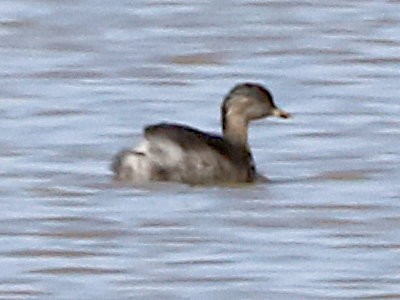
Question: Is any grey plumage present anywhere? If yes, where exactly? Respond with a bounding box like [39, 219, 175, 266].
[112, 83, 290, 185]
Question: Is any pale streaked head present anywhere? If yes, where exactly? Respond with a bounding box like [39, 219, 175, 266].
[222, 83, 291, 128]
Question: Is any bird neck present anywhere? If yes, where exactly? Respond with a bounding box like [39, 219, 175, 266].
[222, 113, 249, 148]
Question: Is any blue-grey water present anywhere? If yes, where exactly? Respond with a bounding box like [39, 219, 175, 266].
[1, 1, 400, 299]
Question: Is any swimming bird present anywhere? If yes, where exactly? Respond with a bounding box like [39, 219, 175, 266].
[112, 83, 290, 185]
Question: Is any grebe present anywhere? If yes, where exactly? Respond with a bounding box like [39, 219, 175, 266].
[112, 83, 290, 185]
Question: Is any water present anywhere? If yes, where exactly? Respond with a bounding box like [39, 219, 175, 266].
[1, 0, 400, 299]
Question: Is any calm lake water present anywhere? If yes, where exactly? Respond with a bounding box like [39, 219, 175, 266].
[1, 0, 400, 299]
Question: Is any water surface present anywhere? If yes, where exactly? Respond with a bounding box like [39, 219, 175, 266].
[1, 0, 400, 299]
